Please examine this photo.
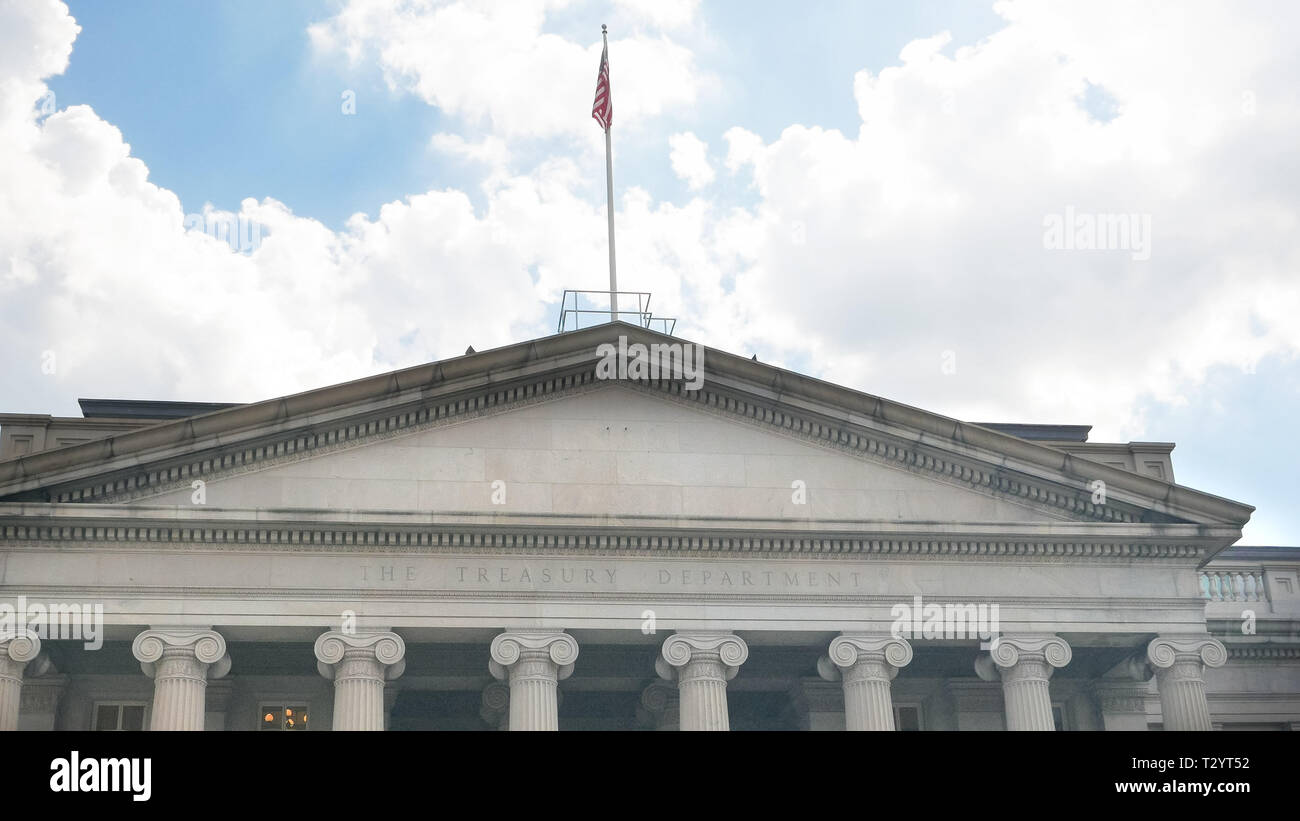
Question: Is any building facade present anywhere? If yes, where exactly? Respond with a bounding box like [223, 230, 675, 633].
[1, 322, 1297, 731]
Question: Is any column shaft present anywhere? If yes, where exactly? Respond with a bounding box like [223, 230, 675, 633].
[1156, 667, 1212, 731]
[1000, 660, 1056, 731]
[677, 657, 730, 731]
[842, 661, 897, 731]
[331, 651, 388, 731]
[507, 653, 560, 731]
[0, 657, 24, 731]
[149, 650, 209, 731]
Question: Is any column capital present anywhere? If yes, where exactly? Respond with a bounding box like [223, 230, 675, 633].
[976, 634, 1071, 680]
[656, 632, 749, 681]
[314, 630, 406, 681]
[637, 680, 680, 730]
[640, 680, 678, 714]
[132, 628, 230, 680]
[0, 631, 45, 731]
[1, 632, 41, 665]
[1146, 636, 1227, 670]
[489, 631, 578, 681]
[818, 634, 912, 681]
[480, 681, 510, 729]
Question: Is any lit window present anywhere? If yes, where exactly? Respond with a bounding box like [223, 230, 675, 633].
[259, 704, 309, 731]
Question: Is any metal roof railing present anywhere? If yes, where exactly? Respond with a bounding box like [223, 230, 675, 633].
[556, 289, 676, 335]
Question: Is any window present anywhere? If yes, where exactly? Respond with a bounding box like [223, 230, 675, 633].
[93, 703, 147, 731]
[259, 704, 309, 731]
[894, 704, 923, 731]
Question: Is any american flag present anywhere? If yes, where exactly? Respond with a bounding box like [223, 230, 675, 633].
[592, 38, 612, 131]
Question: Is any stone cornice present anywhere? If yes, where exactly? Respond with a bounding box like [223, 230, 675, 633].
[1223, 646, 1300, 662]
[0, 505, 1236, 563]
[0, 323, 1253, 529]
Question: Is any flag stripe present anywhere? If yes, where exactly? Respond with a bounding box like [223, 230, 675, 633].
[592, 41, 612, 130]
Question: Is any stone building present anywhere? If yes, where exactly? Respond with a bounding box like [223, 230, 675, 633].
[0, 322, 1296, 730]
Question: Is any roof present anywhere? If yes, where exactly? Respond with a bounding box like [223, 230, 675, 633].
[975, 423, 1091, 442]
[77, 398, 241, 419]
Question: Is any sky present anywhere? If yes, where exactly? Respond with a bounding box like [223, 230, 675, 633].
[0, 0, 1296, 544]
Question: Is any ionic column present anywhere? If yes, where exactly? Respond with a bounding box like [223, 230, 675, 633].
[0, 633, 42, 731]
[132, 628, 231, 731]
[1146, 636, 1226, 731]
[488, 631, 578, 731]
[818, 634, 912, 731]
[314, 631, 406, 731]
[480, 681, 510, 731]
[638, 680, 679, 731]
[975, 634, 1071, 731]
[655, 632, 748, 731]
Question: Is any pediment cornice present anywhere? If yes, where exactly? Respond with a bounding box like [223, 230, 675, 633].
[0, 504, 1242, 564]
[0, 323, 1253, 529]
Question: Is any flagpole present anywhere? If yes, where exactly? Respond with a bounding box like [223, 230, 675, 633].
[602, 24, 618, 323]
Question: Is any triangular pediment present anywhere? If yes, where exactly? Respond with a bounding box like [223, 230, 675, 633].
[129, 385, 1065, 522]
[0, 322, 1253, 531]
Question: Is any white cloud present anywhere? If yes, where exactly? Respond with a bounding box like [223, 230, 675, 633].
[612, 0, 699, 31]
[668, 131, 714, 190]
[686, 0, 1300, 443]
[430, 132, 511, 169]
[722, 126, 763, 173]
[309, 0, 705, 140]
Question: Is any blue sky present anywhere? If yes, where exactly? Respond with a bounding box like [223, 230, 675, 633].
[4, 1, 1297, 544]
[48, 1, 1006, 228]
